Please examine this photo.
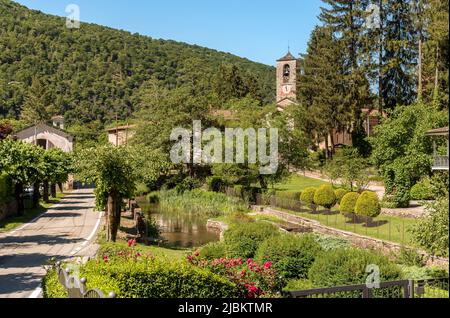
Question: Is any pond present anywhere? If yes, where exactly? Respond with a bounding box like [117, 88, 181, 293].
[138, 199, 220, 248]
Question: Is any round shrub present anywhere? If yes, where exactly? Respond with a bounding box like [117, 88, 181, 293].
[309, 248, 403, 290]
[410, 178, 434, 200]
[199, 241, 228, 260]
[313, 185, 337, 209]
[355, 191, 381, 218]
[255, 234, 323, 279]
[339, 192, 360, 217]
[300, 187, 317, 205]
[224, 222, 280, 259]
[335, 189, 349, 205]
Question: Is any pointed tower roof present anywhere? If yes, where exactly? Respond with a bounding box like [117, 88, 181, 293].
[277, 51, 296, 62]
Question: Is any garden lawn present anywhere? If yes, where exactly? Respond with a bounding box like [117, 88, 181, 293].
[0, 192, 65, 233]
[275, 175, 328, 193]
[281, 207, 418, 246]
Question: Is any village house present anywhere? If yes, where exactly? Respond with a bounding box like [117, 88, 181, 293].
[107, 124, 136, 146]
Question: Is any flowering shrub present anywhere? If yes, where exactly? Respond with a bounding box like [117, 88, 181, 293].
[187, 251, 283, 298]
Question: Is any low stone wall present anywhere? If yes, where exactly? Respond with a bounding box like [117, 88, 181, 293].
[0, 200, 17, 222]
[206, 220, 228, 241]
[255, 206, 449, 269]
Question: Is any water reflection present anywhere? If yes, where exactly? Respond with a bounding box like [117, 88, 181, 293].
[138, 199, 220, 248]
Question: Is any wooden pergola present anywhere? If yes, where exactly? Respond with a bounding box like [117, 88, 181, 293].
[425, 127, 449, 171]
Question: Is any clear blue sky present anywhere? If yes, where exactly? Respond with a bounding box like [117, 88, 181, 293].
[13, 0, 323, 66]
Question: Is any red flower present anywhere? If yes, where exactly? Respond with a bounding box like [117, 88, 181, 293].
[133, 239, 137, 247]
[194, 250, 199, 257]
[187, 255, 193, 262]
[127, 240, 132, 247]
[264, 261, 273, 269]
[103, 255, 109, 263]
[135, 252, 141, 257]
[247, 258, 252, 265]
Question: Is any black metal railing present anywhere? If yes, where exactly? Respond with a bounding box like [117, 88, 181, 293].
[283, 278, 449, 299]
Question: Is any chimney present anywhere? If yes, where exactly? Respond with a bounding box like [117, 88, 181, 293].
[52, 115, 65, 130]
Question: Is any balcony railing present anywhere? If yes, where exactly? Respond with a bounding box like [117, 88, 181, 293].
[432, 156, 449, 170]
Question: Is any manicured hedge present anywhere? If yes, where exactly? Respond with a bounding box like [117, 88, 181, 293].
[43, 258, 239, 298]
[276, 191, 301, 201]
[355, 191, 381, 218]
[309, 248, 403, 291]
[42, 267, 68, 298]
[224, 222, 280, 258]
[313, 185, 337, 209]
[0, 173, 13, 203]
[255, 234, 323, 279]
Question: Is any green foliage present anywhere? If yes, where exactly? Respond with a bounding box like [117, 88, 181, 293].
[300, 187, 317, 205]
[0, 0, 274, 121]
[311, 234, 350, 251]
[175, 177, 201, 194]
[335, 188, 349, 205]
[207, 176, 226, 193]
[224, 222, 280, 259]
[283, 279, 313, 292]
[43, 257, 239, 298]
[410, 177, 434, 200]
[0, 173, 13, 203]
[370, 102, 448, 208]
[41, 267, 68, 298]
[400, 265, 449, 281]
[154, 189, 247, 217]
[393, 248, 427, 267]
[339, 192, 360, 216]
[313, 184, 337, 209]
[135, 183, 150, 196]
[199, 241, 228, 261]
[146, 193, 160, 204]
[354, 191, 381, 218]
[276, 191, 301, 201]
[146, 216, 161, 239]
[410, 197, 449, 257]
[255, 234, 323, 279]
[308, 248, 403, 288]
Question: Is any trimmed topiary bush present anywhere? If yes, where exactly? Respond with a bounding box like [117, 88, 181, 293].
[308, 248, 403, 297]
[313, 185, 337, 210]
[410, 178, 434, 201]
[335, 188, 349, 205]
[355, 191, 381, 224]
[224, 222, 280, 259]
[300, 187, 317, 210]
[339, 192, 360, 220]
[255, 234, 323, 279]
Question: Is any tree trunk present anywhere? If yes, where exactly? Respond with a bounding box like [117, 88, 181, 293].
[50, 184, 57, 199]
[108, 194, 122, 242]
[433, 45, 440, 103]
[43, 180, 49, 203]
[417, 38, 423, 101]
[15, 183, 24, 216]
[58, 182, 64, 194]
[32, 182, 40, 208]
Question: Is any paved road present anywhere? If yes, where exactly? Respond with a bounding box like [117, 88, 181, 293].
[0, 189, 103, 298]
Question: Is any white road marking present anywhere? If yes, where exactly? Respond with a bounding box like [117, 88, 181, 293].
[29, 287, 42, 298]
[69, 212, 103, 256]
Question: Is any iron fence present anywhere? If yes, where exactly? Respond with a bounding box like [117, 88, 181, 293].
[284, 278, 449, 299]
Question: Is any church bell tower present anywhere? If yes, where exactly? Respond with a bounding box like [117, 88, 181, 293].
[276, 51, 297, 109]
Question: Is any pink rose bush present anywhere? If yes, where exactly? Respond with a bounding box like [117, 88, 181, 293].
[187, 250, 282, 298]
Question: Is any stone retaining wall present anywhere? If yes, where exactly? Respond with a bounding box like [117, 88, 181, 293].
[206, 220, 228, 241]
[254, 206, 449, 269]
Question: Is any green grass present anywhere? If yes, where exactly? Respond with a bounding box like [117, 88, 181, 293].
[0, 192, 65, 233]
[98, 237, 189, 261]
[274, 175, 328, 193]
[277, 206, 418, 246]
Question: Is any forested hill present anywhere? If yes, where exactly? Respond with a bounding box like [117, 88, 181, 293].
[0, 0, 275, 125]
